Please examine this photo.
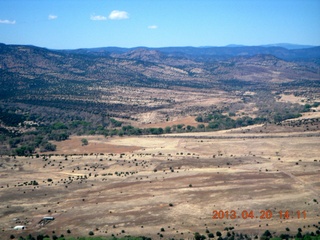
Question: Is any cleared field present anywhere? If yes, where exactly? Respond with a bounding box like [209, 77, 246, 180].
[1, 127, 319, 239]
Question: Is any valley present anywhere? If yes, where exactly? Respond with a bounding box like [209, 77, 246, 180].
[0, 43, 319, 239]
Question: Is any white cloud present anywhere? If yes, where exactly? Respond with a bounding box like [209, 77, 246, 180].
[148, 25, 158, 29]
[90, 15, 107, 21]
[0, 19, 16, 24]
[48, 14, 58, 20]
[108, 10, 129, 20]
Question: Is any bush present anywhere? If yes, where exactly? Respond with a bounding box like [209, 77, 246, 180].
[81, 138, 88, 146]
[165, 126, 171, 133]
[110, 118, 122, 127]
[262, 230, 272, 240]
[194, 232, 206, 240]
[195, 115, 203, 122]
[88, 231, 94, 236]
[42, 142, 56, 152]
[296, 232, 303, 238]
[31, 180, 39, 185]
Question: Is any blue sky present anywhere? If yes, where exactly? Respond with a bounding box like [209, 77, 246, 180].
[0, 0, 319, 49]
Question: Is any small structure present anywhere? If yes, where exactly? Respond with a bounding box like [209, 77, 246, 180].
[13, 226, 26, 230]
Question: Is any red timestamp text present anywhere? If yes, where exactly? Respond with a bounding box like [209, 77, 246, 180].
[212, 210, 307, 220]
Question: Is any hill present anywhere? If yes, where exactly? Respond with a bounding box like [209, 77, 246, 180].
[0, 43, 319, 155]
[1, 43, 319, 93]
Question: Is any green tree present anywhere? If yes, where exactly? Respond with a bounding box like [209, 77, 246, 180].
[197, 124, 205, 131]
[177, 124, 184, 129]
[207, 121, 219, 129]
[186, 125, 194, 131]
[81, 138, 88, 146]
[296, 232, 303, 239]
[52, 122, 68, 130]
[208, 233, 214, 238]
[195, 232, 206, 240]
[195, 115, 203, 122]
[110, 118, 122, 127]
[42, 142, 56, 152]
[118, 130, 124, 136]
[261, 230, 272, 240]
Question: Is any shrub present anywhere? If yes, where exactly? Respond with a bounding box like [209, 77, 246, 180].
[81, 138, 88, 146]
[36, 234, 45, 240]
[194, 232, 206, 240]
[42, 142, 56, 152]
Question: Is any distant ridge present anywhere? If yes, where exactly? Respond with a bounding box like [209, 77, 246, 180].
[260, 43, 315, 50]
[225, 44, 246, 48]
[1, 42, 319, 102]
[224, 43, 315, 49]
[61, 44, 320, 61]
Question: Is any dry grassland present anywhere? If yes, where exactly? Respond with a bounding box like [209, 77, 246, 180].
[107, 86, 240, 125]
[1, 127, 319, 239]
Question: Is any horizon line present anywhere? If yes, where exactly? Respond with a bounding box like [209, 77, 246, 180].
[1, 42, 318, 51]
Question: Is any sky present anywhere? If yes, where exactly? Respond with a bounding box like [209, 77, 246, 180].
[0, 0, 319, 49]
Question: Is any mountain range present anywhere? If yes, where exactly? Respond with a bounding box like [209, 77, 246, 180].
[64, 44, 320, 61]
[0, 43, 319, 100]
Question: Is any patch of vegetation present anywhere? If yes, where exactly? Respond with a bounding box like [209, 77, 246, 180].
[81, 138, 89, 146]
[0, 108, 27, 127]
[0, 92, 312, 155]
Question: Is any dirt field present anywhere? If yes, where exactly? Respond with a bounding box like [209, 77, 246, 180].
[138, 116, 200, 129]
[1, 126, 320, 239]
